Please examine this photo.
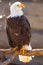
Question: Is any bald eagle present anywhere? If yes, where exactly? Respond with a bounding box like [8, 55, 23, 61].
[6, 2, 32, 55]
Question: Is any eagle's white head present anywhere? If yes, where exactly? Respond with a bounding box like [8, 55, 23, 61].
[10, 2, 25, 17]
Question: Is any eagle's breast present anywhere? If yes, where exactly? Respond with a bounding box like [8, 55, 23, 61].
[6, 15, 31, 49]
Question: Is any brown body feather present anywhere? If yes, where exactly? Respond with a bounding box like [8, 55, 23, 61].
[6, 15, 31, 50]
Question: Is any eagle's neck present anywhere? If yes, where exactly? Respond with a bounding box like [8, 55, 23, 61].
[10, 7, 23, 17]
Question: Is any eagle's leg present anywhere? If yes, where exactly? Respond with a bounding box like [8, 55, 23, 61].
[20, 46, 26, 54]
[19, 46, 32, 62]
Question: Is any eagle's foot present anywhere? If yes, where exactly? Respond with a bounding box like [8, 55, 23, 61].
[19, 46, 32, 63]
[20, 46, 25, 54]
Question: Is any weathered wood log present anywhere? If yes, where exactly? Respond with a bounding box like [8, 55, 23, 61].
[0, 47, 43, 56]
[0, 47, 43, 65]
[0, 51, 19, 65]
[0, 47, 18, 56]
[0, 47, 19, 65]
[20, 49, 43, 56]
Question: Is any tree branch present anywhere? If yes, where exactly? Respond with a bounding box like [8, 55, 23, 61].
[0, 51, 19, 65]
[0, 48, 43, 65]
[0, 48, 43, 56]
[20, 49, 43, 56]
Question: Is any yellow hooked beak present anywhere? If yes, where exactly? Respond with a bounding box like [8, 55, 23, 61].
[18, 4, 25, 9]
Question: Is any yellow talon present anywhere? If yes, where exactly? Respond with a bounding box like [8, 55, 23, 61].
[19, 45, 32, 63]
[20, 46, 26, 54]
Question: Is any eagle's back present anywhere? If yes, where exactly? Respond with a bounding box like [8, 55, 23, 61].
[6, 15, 31, 49]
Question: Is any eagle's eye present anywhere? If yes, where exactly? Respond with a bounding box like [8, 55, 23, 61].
[17, 5, 19, 6]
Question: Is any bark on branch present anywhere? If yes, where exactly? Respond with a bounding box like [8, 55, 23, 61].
[0, 51, 19, 65]
[20, 49, 43, 56]
[0, 48, 43, 56]
[0, 47, 43, 65]
[0, 47, 19, 65]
